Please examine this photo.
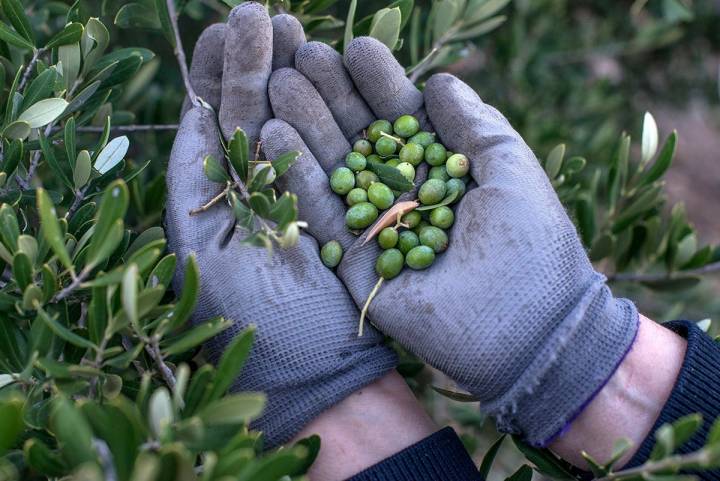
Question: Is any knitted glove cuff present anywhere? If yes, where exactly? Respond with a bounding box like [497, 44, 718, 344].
[251, 344, 398, 448]
[486, 274, 639, 446]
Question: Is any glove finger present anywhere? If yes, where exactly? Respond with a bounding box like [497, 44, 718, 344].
[181, 23, 225, 118]
[295, 41, 375, 140]
[260, 119, 355, 250]
[424, 73, 541, 187]
[166, 106, 234, 257]
[220, 2, 273, 145]
[268, 68, 350, 173]
[272, 14, 305, 70]
[344, 37, 424, 122]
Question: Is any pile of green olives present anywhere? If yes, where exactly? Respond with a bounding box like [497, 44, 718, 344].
[322, 114, 470, 279]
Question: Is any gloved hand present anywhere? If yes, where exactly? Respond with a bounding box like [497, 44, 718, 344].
[166, 5, 396, 448]
[261, 37, 639, 447]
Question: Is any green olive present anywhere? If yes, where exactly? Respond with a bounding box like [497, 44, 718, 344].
[376, 248, 404, 280]
[346, 187, 368, 206]
[408, 131, 436, 148]
[405, 245, 435, 270]
[378, 227, 399, 249]
[355, 170, 379, 190]
[445, 178, 466, 203]
[396, 162, 416, 183]
[353, 139, 373, 157]
[429, 206, 454, 229]
[428, 165, 450, 182]
[393, 114, 420, 138]
[419, 226, 449, 253]
[367, 154, 382, 164]
[401, 210, 422, 228]
[418, 178, 447, 205]
[446, 153, 470, 178]
[368, 119, 393, 143]
[320, 240, 343, 268]
[412, 220, 430, 236]
[397, 230, 420, 254]
[399, 143, 424, 167]
[330, 167, 355, 195]
[346, 202, 379, 230]
[345, 152, 367, 172]
[424, 143, 447, 166]
[385, 158, 399, 168]
[375, 136, 398, 157]
[368, 182, 394, 210]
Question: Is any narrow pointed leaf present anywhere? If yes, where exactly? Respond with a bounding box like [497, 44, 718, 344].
[37, 189, 73, 271]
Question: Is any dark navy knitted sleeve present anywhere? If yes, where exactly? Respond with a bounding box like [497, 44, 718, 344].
[349, 321, 720, 481]
[347, 427, 482, 480]
[624, 321, 720, 479]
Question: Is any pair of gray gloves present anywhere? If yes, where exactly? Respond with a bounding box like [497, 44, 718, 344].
[166, 2, 639, 449]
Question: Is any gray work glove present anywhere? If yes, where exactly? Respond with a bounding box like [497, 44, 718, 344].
[166, 6, 396, 449]
[261, 37, 639, 447]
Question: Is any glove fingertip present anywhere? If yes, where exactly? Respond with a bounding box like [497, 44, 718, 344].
[272, 14, 306, 70]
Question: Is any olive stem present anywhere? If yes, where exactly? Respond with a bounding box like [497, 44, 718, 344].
[189, 184, 231, 216]
[379, 131, 405, 146]
[359, 277, 384, 337]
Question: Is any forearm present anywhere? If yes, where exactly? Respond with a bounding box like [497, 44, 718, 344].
[550, 314, 687, 468]
[294, 370, 436, 481]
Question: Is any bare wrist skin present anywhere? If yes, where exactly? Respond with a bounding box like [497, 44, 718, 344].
[293, 370, 436, 481]
[550, 314, 687, 468]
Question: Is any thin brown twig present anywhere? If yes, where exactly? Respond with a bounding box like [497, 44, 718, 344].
[52, 268, 89, 303]
[608, 261, 720, 283]
[167, 0, 199, 108]
[52, 124, 180, 134]
[145, 338, 176, 389]
[18, 48, 47, 93]
[66, 185, 90, 219]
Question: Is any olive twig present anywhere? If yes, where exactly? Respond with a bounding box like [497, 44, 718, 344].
[359, 277, 384, 337]
[379, 131, 405, 146]
[189, 184, 232, 216]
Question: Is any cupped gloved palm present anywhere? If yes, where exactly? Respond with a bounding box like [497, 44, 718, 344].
[166, 5, 396, 449]
[261, 37, 639, 446]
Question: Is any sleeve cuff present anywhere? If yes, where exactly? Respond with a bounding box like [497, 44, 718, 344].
[625, 320, 720, 475]
[347, 427, 482, 481]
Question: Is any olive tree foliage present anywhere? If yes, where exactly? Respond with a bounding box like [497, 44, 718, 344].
[0, 0, 718, 480]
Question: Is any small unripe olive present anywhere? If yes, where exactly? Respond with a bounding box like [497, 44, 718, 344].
[353, 139, 373, 157]
[446, 153, 470, 178]
[430, 206, 455, 229]
[376, 248, 404, 280]
[378, 227, 399, 249]
[345, 152, 367, 172]
[346, 202, 379, 230]
[368, 119, 393, 143]
[368, 182, 394, 210]
[399, 143, 424, 166]
[367, 154, 382, 164]
[401, 210, 422, 228]
[356, 170, 379, 190]
[405, 245, 435, 270]
[424, 143, 447, 166]
[396, 162, 416, 183]
[419, 226, 449, 253]
[397, 230, 420, 254]
[393, 115, 420, 138]
[346, 187, 368, 206]
[412, 220, 430, 236]
[375, 136, 398, 157]
[408, 131, 435, 148]
[385, 158, 399, 168]
[445, 178, 466, 203]
[428, 165, 450, 182]
[320, 240, 343, 268]
[330, 167, 355, 195]
[418, 178, 447, 205]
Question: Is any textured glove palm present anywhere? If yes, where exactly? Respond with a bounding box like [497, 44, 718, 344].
[261, 37, 639, 446]
[166, 6, 396, 449]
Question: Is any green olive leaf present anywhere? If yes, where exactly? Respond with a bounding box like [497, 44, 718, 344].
[271, 150, 300, 177]
[369, 7, 402, 50]
[161, 255, 199, 334]
[2, 120, 30, 140]
[12, 251, 32, 291]
[36, 304, 97, 351]
[452, 15, 506, 41]
[228, 128, 249, 181]
[73, 150, 92, 189]
[58, 43, 81, 89]
[37, 189, 73, 272]
[21, 69, 59, 111]
[415, 190, 459, 211]
[45, 22, 83, 49]
[366, 159, 413, 192]
[197, 392, 266, 426]
[94, 136, 129, 174]
[153, 0, 175, 48]
[203, 154, 230, 184]
[344, 0, 357, 51]
[161, 317, 232, 357]
[2, 0, 34, 44]
[639, 130, 677, 187]
[0, 19, 32, 50]
[86, 180, 129, 269]
[17, 98, 68, 128]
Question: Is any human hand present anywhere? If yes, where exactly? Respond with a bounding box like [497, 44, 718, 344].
[261, 37, 639, 446]
[166, 7, 396, 449]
